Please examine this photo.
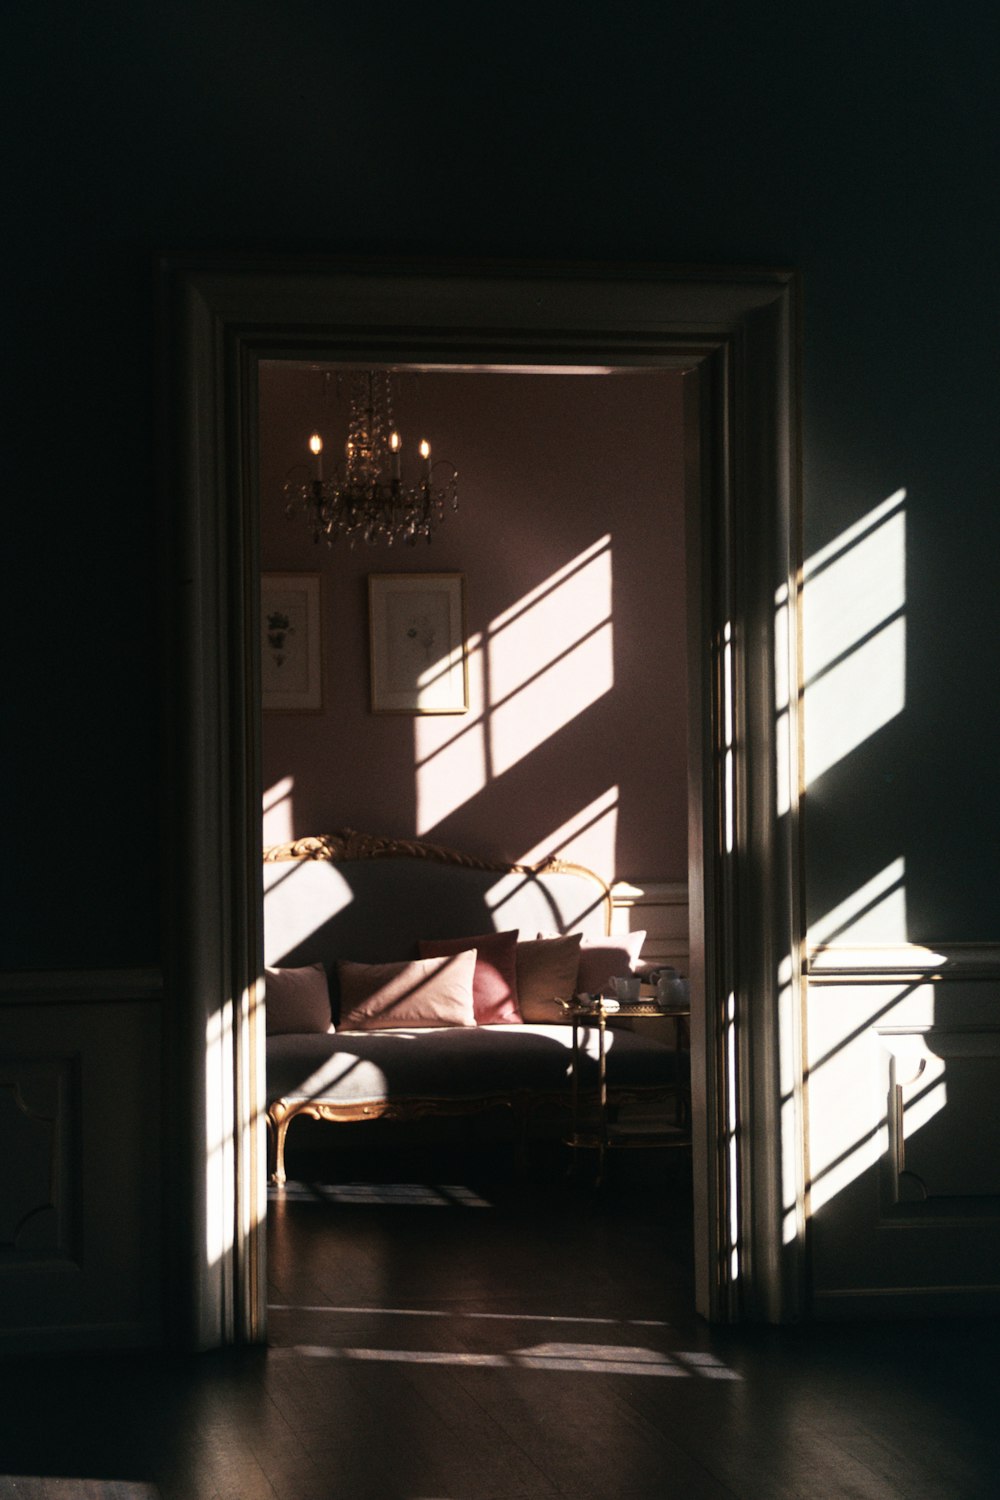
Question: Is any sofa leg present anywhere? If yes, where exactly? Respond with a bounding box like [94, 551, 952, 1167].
[270, 1113, 289, 1185]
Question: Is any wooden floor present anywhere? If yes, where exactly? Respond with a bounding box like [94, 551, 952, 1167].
[1, 1136, 999, 1499]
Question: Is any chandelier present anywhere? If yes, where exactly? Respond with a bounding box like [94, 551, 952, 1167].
[283, 369, 458, 547]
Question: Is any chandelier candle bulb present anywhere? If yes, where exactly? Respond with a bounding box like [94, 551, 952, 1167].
[283, 369, 457, 546]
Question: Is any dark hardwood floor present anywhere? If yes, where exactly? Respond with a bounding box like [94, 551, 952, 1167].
[2, 1132, 999, 1499]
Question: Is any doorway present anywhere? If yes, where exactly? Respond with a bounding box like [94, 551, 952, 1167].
[159, 259, 802, 1348]
[258, 358, 697, 1310]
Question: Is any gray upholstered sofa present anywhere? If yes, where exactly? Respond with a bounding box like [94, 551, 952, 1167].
[263, 830, 685, 1182]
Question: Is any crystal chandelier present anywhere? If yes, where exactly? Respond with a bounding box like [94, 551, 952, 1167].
[283, 369, 458, 547]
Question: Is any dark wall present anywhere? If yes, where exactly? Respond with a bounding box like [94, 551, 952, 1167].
[6, 2, 998, 967]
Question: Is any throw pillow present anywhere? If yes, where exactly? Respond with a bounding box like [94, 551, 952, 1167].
[516, 934, 583, 1023]
[573, 931, 647, 995]
[264, 963, 334, 1035]
[417, 930, 522, 1024]
[337, 950, 477, 1030]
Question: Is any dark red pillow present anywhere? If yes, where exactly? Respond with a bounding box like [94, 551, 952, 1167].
[417, 930, 522, 1024]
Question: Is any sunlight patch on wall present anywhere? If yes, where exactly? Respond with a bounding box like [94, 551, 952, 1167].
[414, 539, 615, 834]
[518, 786, 619, 880]
[802, 490, 906, 787]
[491, 627, 613, 778]
[808, 857, 907, 950]
[263, 775, 295, 847]
[489, 536, 613, 777]
[415, 632, 486, 834]
[805, 856, 947, 1218]
[890, 1033, 948, 1144]
[807, 993, 902, 1215]
[807, 979, 941, 1215]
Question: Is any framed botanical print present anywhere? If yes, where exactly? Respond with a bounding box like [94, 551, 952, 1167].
[260, 572, 322, 711]
[368, 572, 468, 715]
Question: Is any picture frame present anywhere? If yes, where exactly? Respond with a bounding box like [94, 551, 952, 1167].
[368, 572, 468, 715]
[260, 572, 323, 711]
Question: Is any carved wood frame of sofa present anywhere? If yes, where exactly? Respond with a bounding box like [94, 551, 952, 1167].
[263, 829, 682, 1183]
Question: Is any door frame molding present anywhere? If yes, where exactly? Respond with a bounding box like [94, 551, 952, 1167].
[158, 258, 803, 1346]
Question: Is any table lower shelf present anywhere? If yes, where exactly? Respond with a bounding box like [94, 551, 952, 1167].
[565, 1120, 691, 1152]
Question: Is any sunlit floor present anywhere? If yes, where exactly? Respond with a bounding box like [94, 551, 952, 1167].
[1, 1135, 999, 1499]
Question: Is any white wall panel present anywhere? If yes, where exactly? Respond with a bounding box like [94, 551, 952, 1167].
[805, 949, 1000, 1316]
[612, 879, 689, 973]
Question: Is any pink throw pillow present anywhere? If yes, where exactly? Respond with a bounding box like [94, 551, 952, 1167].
[338, 951, 477, 1030]
[264, 963, 334, 1035]
[418, 930, 522, 1024]
[573, 931, 647, 995]
[516, 935, 583, 1023]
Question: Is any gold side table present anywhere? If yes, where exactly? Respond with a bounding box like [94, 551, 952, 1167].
[564, 997, 691, 1184]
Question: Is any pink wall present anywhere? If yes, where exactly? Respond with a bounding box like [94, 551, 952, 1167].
[258, 365, 688, 883]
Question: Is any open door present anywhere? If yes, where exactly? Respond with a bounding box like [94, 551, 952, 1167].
[158, 260, 802, 1346]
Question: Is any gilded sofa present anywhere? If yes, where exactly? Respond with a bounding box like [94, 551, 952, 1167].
[263, 829, 684, 1182]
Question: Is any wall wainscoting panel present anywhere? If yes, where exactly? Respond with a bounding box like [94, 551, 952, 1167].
[0, 971, 163, 1352]
[0, 1056, 79, 1262]
[882, 1027, 1000, 1210]
[611, 879, 689, 973]
[804, 944, 1000, 1318]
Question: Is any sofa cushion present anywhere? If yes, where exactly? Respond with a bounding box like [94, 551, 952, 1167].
[516, 934, 583, 1023]
[338, 951, 477, 1030]
[418, 930, 522, 1024]
[575, 931, 647, 994]
[265, 963, 333, 1035]
[267, 1022, 685, 1107]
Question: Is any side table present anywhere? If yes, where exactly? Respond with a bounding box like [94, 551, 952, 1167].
[564, 998, 691, 1184]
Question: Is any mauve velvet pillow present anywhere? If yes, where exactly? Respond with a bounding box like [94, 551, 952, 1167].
[264, 963, 334, 1035]
[418, 930, 522, 1024]
[516, 934, 583, 1023]
[337, 950, 477, 1030]
[573, 931, 647, 995]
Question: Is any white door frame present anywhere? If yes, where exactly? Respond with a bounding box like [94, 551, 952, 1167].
[158, 259, 803, 1347]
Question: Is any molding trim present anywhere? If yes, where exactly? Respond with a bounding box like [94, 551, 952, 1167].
[806, 943, 1000, 984]
[0, 968, 163, 1006]
[162, 256, 801, 1337]
[612, 878, 689, 906]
